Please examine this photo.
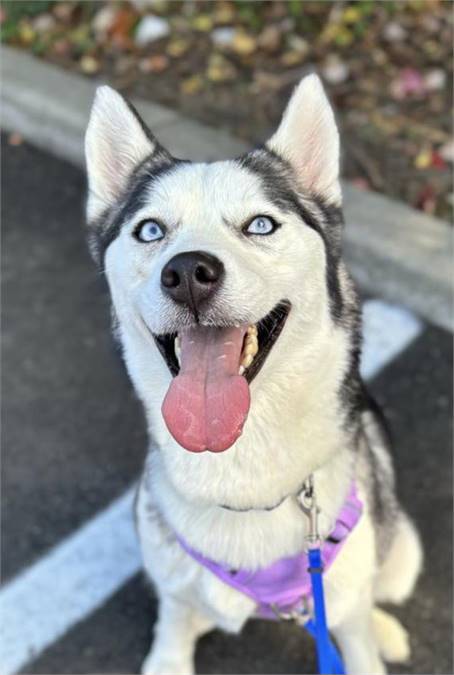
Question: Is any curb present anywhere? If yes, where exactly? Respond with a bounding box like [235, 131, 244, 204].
[2, 46, 452, 331]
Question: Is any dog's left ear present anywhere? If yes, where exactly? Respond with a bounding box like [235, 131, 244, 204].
[267, 74, 341, 205]
[85, 86, 161, 222]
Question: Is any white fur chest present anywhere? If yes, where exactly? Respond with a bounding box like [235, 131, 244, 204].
[143, 445, 354, 571]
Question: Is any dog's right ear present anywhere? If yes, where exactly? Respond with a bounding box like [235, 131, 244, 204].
[267, 74, 341, 205]
[85, 86, 158, 222]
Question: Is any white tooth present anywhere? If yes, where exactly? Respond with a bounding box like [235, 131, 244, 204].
[239, 365, 245, 375]
[247, 325, 257, 335]
[174, 336, 181, 365]
[244, 343, 258, 357]
[241, 353, 254, 368]
[244, 333, 258, 349]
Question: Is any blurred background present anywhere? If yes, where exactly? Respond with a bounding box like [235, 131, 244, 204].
[1, 2, 452, 675]
[1, 0, 452, 218]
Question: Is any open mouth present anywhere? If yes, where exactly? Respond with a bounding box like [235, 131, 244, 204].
[153, 300, 291, 383]
[152, 300, 291, 453]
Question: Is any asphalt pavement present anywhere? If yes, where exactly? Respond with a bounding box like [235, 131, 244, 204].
[1, 135, 452, 675]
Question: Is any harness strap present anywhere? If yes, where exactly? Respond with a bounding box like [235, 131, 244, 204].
[176, 480, 362, 675]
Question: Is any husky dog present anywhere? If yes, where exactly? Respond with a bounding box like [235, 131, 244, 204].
[85, 75, 422, 675]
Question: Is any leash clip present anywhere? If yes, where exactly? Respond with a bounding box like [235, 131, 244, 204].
[299, 475, 321, 550]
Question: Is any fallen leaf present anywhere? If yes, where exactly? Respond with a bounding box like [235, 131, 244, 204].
[211, 27, 235, 48]
[181, 75, 204, 95]
[414, 148, 432, 169]
[79, 55, 100, 75]
[135, 15, 169, 47]
[420, 14, 440, 33]
[390, 67, 426, 100]
[166, 38, 190, 58]
[257, 25, 282, 53]
[342, 7, 361, 24]
[322, 55, 349, 84]
[334, 27, 354, 47]
[430, 151, 447, 170]
[383, 21, 407, 42]
[192, 15, 213, 32]
[52, 37, 72, 57]
[206, 53, 237, 82]
[18, 21, 35, 45]
[53, 2, 76, 23]
[33, 13, 56, 34]
[232, 31, 257, 56]
[213, 2, 236, 25]
[371, 49, 388, 66]
[287, 35, 310, 57]
[424, 69, 446, 92]
[280, 50, 305, 67]
[139, 54, 169, 73]
[111, 8, 138, 49]
[92, 5, 118, 36]
[69, 24, 92, 49]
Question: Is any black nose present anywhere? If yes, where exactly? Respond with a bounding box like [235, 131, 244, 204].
[161, 251, 224, 318]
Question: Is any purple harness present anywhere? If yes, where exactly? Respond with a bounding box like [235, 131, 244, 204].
[177, 484, 362, 620]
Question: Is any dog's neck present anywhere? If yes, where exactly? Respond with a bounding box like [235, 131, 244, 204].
[143, 443, 356, 569]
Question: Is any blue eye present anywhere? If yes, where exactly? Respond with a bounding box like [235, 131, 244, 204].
[245, 216, 278, 236]
[135, 220, 165, 243]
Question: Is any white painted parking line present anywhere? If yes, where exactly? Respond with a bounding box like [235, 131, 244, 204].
[361, 300, 422, 379]
[0, 300, 423, 674]
[0, 489, 141, 674]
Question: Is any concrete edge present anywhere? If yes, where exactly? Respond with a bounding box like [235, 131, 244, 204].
[2, 46, 452, 331]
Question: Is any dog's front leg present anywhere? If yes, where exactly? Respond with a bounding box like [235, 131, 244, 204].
[141, 595, 213, 675]
[331, 587, 386, 675]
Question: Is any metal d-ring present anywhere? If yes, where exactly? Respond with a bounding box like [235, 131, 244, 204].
[270, 596, 312, 626]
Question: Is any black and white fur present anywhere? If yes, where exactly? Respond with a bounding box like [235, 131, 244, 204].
[85, 75, 423, 675]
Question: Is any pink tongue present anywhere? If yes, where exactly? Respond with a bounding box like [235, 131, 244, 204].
[162, 325, 250, 452]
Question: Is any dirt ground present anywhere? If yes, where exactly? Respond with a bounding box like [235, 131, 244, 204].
[2, 0, 452, 219]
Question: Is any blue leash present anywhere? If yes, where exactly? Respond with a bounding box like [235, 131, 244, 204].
[300, 475, 345, 675]
[306, 547, 345, 674]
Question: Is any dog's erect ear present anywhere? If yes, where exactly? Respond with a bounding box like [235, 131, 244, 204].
[85, 86, 158, 221]
[267, 74, 341, 205]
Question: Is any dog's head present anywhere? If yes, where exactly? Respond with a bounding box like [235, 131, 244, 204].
[85, 74, 348, 455]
